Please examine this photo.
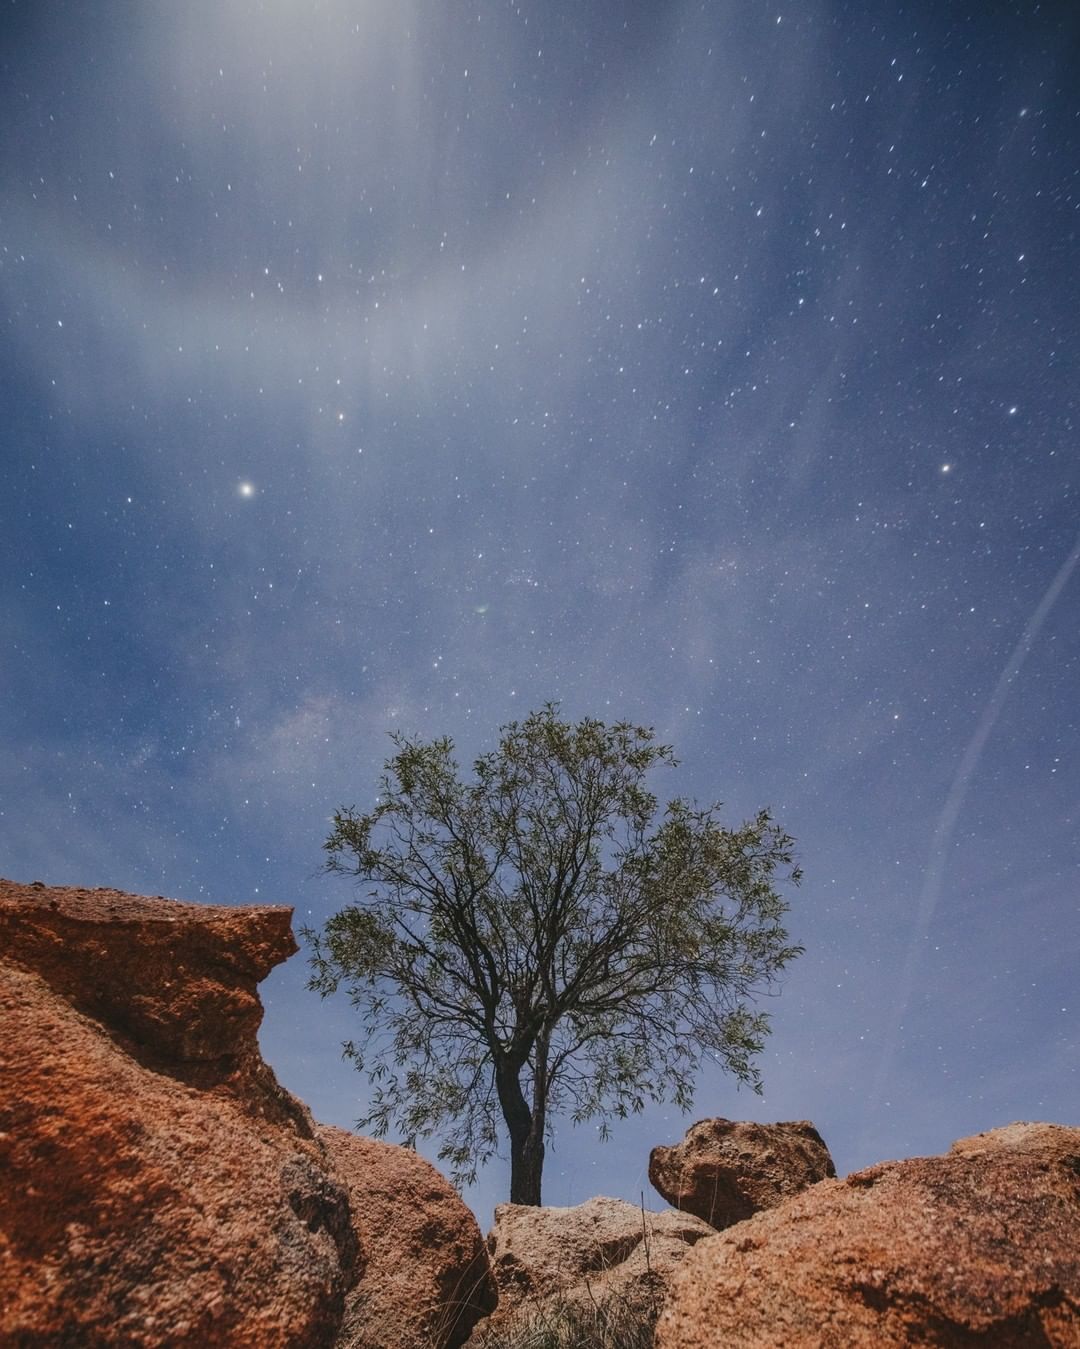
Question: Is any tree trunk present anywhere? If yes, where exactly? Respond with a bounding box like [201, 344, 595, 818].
[496, 1059, 546, 1205]
[510, 1123, 545, 1206]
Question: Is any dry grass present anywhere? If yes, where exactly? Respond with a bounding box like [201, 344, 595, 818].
[464, 1195, 670, 1349]
[465, 1289, 658, 1349]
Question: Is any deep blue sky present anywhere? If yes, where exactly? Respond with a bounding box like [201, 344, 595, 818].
[3, 1, 1078, 1224]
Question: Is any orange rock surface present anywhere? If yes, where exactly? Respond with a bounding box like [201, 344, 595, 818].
[321, 1127, 496, 1349]
[0, 877, 359, 1347]
[649, 1117, 835, 1228]
[657, 1122, 1080, 1347]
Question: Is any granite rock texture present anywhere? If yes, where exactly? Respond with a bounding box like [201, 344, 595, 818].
[656, 1122, 1080, 1348]
[1, 877, 360, 1347]
[649, 1116, 835, 1228]
[469, 1195, 712, 1343]
[320, 1126, 497, 1349]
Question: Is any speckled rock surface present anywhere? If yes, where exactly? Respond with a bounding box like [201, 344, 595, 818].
[656, 1122, 1080, 1348]
[649, 1116, 835, 1228]
[0, 877, 360, 1347]
[468, 1195, 713, 1344]
[321, 1127, 496, 1349]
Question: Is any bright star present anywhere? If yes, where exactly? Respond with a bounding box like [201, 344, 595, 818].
[238, 481, 255, 498]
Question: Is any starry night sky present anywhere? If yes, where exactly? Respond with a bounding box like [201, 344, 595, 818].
[2, 1, 1078, 1223]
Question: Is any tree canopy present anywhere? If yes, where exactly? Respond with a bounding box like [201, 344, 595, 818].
[304, 705, 802, 1204]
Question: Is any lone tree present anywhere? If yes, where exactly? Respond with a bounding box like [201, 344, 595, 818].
[305, 706, 802, 1206]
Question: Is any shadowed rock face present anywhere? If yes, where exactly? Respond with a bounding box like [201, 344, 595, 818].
[1, 877, 360, 1347]
[321, 1127, 497, 1349]
[649, 1117, 836, 1228]
[656, 1122, 1080, 1348]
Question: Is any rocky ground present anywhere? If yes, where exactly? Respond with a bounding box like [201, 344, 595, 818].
[0, 878, 493, 1348]
[3, 876, 1078, 1347]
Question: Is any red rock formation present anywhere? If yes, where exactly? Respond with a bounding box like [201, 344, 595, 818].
[1, 877, 359, 1347]
[469, 1196, 713, 1343]
[0, 879, 296, 1090]
[320, 1127, 496, 1349]
[649, 1117, 835, 1228]
[656, 1122, 1080, 1347]
[948, 1118, 1080, 1161]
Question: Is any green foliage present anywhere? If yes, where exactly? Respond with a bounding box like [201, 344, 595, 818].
[304, 704, 803, 1194]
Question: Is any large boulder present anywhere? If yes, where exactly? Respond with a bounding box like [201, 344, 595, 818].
[656, 1122, 1080, 1348]
[469, 1195, 713, 1343]
[0, 878, 360, 1346]
[649, 1117, 835, 1228]
[320, 1127, 496, 1349]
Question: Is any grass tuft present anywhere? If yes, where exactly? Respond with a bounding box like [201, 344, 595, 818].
[467, 1291, 657, 1349]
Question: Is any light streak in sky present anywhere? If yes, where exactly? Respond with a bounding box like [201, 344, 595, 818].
[871, 530, 1080, 1111]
